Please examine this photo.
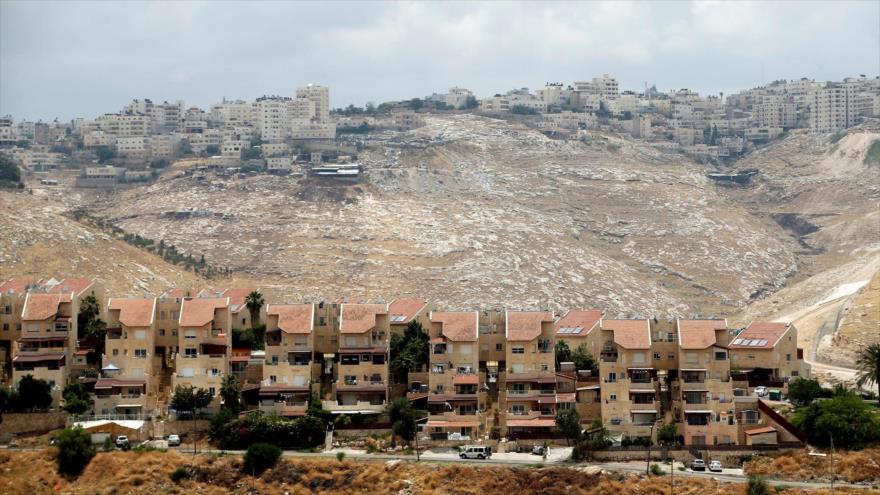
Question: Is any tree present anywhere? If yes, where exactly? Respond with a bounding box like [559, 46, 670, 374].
[0, 386, 16, 423]
[407, 98, 424, 111]
[555, 408, 581, 445]
[242, 147, 262, 160]
[95, 146, 116, 163]
[150, 158, 169, 169]
[792, 388, 880, 449]
[389, 320, 429, 383]
[511, 105, 537, 115]
[78, 294, 107, 361]
[245, 290, 265, 327]
[787, 377, 822, 406]
[555, 340, 572, 367]
[17, 375, 52, 411]
[746, 476, 771, 495]
[571, 343, 599, 374]
[170, 385, 213, 418]
[56, 426, 96, 476]
[464, 95, 479, 109]
[855, 343, 880, 399]
[386, 397, 418, 442]
[62, 382, 91, 415]
[243, 443, 281, 475]
[0, 154, 21, 187]
[219, 374, 242, 412]
[656, 422, 677, 445]
[306, 388, 332, 426]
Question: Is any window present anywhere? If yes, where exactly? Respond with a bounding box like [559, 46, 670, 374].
[685, 352, 698, 364]
[159, 329, 165, 336]
[160, 311, 166, 320]
[748, 354, 755, 360]
[459, 344, 472, 355]
[666, 332, 674, 342]
[668, 353, 675, 360]
[786, 353, 791, 362]
[345, 336, 357, 347]
[432, 364, 445, 373]
[653, 352, 661, 359]
[134, 349, 147, 358]
[185, 330, 196, 339]
[241, 318, 246, 326]
[609, 394, 617, 402]
[208, 387, 215, 396]
[632, 352, 645, 364]
[112, 349, 119, 356]
[511, 404, 525, 415]
[496, 343, 503, 351]
[607, 372, 617, 383]
[435, 384, 444, 393]
[715, 351, 727, 360]
[2, 323, 7, 332]
[184, 348, 197, 358]
[541, 364, 548, 371]
[172, 329, 178, 336]
[134, 330, 147, 340]
[319, 316, 326, 326]
[512, 346, 524, 354]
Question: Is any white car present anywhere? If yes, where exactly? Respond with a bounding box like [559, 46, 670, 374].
[754, 386, 768, 397]
[115, 435, 129, 447]
[708, 460, 722, 472]
[167, 434, 181, 446]
[459, 445, 492, 459]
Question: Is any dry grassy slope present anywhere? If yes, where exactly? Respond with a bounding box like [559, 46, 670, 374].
[82, 115, 801, 315]
[0, 449, 862, 495]
[0, 190, 211, 296]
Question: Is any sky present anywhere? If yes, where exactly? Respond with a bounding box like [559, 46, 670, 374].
[1, 0, 878, 121]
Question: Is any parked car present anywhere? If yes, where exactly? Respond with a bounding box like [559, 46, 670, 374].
[115, 435, 129, 447]
[531, 445, 545, 456]
[690, 459, 706, 471]
[708, 460, 722, 472]
[48, 436, 58, 446]
[459, 445, 492, 459]
[167, 434, 181, 446]
[754, 386, 768, 397]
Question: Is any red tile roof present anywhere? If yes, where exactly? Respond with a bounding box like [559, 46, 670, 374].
[677, 319, 726, 349]
[603, 319, 651, 349]
[729, 322, 790, 349]
[266, 304, 313, 334]
[339, 303, 388, 333]
[161, 288, 199, 299]
[555, 309, 603, 336]
[506, 310, 554, 341]
[0, 277, 39, 293]
[108, 298, 156, 327]
[745, 426, 777, 436]
[48, 278, 94, 296]
[179, 297, 229, 327]
[21, 293, 69, 321]
[14, 352, 65, 363]
[94, 378, 146, 389]
[389, 298, 428, 324]
[431, 311, 478, 341]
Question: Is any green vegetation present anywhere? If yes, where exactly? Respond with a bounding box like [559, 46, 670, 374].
[856, 343, 880, 399]
[555, 407, 581, 445]
[336, 451, 345, 462]
[557, 341, 599, 374]
[62, 382, 92, 415]
[464, 95, 479, 109]
[650, 463, 665, 476]
[170, 385, 213, 418]
[787, 377, 822, 406]
[245, 290, 264, 327]
[747, 476, 771, 495]
[95, 146, 116, 163]
[337, 123, 375, 134]
[387, 396, 419, 442]
[0, 153, 22, 187]
[606, 143, 621, 153]
[78, 294, 107, 362]
[792, 388, 880, 449]
[56, 426, 96, 476]
[620, 435, 651, 447]
[863, 140, 880, 166]
[15, 375, 53, 411]
[389, 320, 429, 383]
[219, 375, 242, 413]
[232, 325, 265, 350]
[829, 131, 846, 144]
[572, 418, 611, 461]
[170, 466, 189, 482]
[656, 421, 677, 446]
[150, 158, 169, 169]
[511, 105, 537, 115]
[242, 147, 262, 160]
[214, 411, 326, 450]
[243, 443, 282, 475]
[69, 208, 226, 278]
[407, 98, 424, 111]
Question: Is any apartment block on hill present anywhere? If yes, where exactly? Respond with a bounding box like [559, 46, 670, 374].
[172, 297, 231, 409]
[326, 303, 390, 414]
[502, 311, 557, 437]
[260, 304, 316, 417]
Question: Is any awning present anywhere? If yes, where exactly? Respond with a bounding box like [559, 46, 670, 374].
[506, 418, 556, 428]
[115, 404, 143, 409]
[681, 369, 707, 372]
[323, 353, 335, 358]
[14, 353, 65, 363]
[330, 409, 382, 415]
[576, 385, 600, 391]
[556, 393, 576, 403]
[745, 426, 777, 435]
[428, 394, 478, 403]
[337, 384, 386, 392]
[453, 374, 479, 385]
[338, 347, 386, 354]
[631, 410, 658, 414]
[230, 355, 250, 363]
[429, 337, 446, 344]
[629, 389, 655, 393]
[537, 396, 557, 404]
[426, 419, 479, 428]
[95, 379, 146, 389]
[683, 410, 713, 414]
[259, 386, 309, 396]
[102, 363, 120, 371]
[627, 367, 653, 370]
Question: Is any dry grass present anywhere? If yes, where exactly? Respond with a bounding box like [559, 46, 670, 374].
[745, 448, 880, 483]
[0, 449, 871, 495]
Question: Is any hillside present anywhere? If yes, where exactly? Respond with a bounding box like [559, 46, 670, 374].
[0, 450, 863, 495]
[0, 189, 212, 296]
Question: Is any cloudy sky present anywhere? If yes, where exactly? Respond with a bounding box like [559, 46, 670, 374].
[1, 0, 877, 121]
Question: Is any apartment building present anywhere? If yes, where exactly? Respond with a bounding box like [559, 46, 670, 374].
[810, 84, 856, 132]
[326, 303, 389, 414]
[0, 277, 38, 381]
[296, 85, 330, 123]
[388, 298, 429, 336]
[260, 304, 315, 417]
[98, 298, 159, 415]
[502, 311, 556, 437]
[13, 292, 79, 406]
[198, 288, 259, 330]
[255, 97, 291, 142]
[729, 322, 808, 391]
[554, 309, 604, 360]
[477, 308, 506, 385]
[172, 297, 231, 408]
[425, 311, 481, 440]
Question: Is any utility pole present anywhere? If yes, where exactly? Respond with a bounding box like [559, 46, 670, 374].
[830, 433, 835, 494]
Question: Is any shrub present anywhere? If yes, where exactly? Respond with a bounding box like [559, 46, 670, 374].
[650, 463, 665, 476]
[170, 466, 189, 482]
[747, 476, 771, 495]
[56, 426, 96, 476]
[336, 451, 345, 462]
[243, 443, 282, 475]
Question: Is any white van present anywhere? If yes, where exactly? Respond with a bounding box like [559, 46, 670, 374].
[459, 445, 492, 459]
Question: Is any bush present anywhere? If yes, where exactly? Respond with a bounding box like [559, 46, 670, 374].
[650, 463, 665, 476]
[170, 466, 189, 482]
[792, 389, 880, 449]
[56, 426, 96, 476]
[336, 451, 345, 462]
[787, 377, 822, 406]
[243, 443, 282, 475]
[214, 411, 326, 450]
[747, 476, 771, 495]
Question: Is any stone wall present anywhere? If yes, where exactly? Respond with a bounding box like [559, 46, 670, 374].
[0, 412, 68, 437]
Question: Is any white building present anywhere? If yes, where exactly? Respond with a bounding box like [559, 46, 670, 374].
[255, 97, 291, 142]
[296, 85, 330, 123]
[810, 84, 856, 132]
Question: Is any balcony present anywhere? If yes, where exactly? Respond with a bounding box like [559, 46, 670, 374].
[321, 400, 385, 413]
[680, 380, 708, 391]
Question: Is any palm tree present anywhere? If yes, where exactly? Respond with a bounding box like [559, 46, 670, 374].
[245, 290, 264, 327]
[855, 343, 880, 398]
